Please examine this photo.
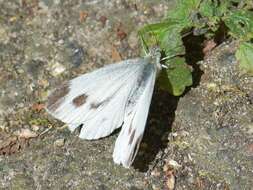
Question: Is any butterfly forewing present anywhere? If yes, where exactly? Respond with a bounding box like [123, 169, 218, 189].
[47, 58, 148, 139]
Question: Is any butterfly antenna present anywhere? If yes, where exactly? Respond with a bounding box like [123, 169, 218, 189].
[139, 22, 160, 56]
[161, 54, 179, 61]
[161, 30, 190, 62]
[139, 31, 149, 55]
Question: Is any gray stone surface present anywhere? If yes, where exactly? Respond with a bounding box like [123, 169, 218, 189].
[165, 42, 253, 189]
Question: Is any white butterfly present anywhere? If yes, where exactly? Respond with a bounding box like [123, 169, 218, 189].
[46, 47, 162, 168]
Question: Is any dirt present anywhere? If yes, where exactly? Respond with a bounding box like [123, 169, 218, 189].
[0, 0, 252, 190]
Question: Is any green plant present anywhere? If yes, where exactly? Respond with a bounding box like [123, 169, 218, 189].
[139, 0, 253, 96]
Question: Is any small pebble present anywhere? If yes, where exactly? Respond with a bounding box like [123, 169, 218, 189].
[165, 170, 175, 190]
[151, 168, 161, 177]
[31, 125, 40, 131]
[16, 128, 38, 138]
[99, 16, 107, 26]
[152, 185, 159, 190]
[54, 138, 65, 147]
[128, 32, 138, 49]
[167, 159, 181, 169]
[50, 62, 66, 76]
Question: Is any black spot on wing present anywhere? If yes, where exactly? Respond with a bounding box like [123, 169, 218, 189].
[101, 118, 107, 123]
[137, 63, 155, 88]
[128, 112, 136, 134]
[90, 102, 103, 109]
[128, 129, 136, 145]
[126, 63, 155, 111]
[90, 97, 111, 109]
[72, 94, 88, 107]
[73, 124, 83, 136]
[47, 82, 70, 112]
[127, 134, 143, 166]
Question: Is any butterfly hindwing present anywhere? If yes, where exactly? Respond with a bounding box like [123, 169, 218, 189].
[113, 62, 157, 167]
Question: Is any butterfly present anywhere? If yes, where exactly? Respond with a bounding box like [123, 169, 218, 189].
[46, 47, 162, 168]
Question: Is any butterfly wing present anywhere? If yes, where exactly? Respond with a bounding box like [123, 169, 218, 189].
[46, 58, 148, 139]
[113, 62, 157, 168]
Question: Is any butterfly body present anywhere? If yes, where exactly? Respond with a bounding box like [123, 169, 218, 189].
[46, 47, 161, 168]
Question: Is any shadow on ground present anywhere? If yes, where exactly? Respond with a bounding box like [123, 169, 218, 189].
[133, 31, 208, 171]
[133, 90, 179, 171]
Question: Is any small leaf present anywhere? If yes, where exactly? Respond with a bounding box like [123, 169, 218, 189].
[224, 10, 253, 41]
[138, 20, 185, 57]
[235, 42, 253, 75]
[158, 57, 192, 96]
[167, 0, 202, 26]
[160, 23, 185, 57]
[196, 0, 229, 32]
[199, 0, 228, 18]
[199, 0, 216, 18]
[138, 21, 172, 51]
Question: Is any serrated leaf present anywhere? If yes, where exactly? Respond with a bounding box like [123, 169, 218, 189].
[228, 0, 253, 9]
[235, 42, 253, 75]
[167, 0, 202, 26]
[199, 0, 216, 18]
[138, 20, 185, 57]
[224, 10, 253, 40]
[196, 0, 229, 32]
[160, 24, 185, 57]
[158, 57, 192, 96]
[199, 0, 229, 18]
[138, 20, 177, 51]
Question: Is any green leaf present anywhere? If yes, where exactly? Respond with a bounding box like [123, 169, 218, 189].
[199, 0, 216, 18]
[167, 0, 202, 26]
[228, 0, 253, 9]
[199, 0, 229, 18]
[160, 23, 185, 57]
[158, 57, 192, 96]
[195, 0, 229, 32]
[138, 20, 185, 57]
[235, 42, 253, 75]
[224, 10, 253, 41]
[138, 21, 176, 52]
